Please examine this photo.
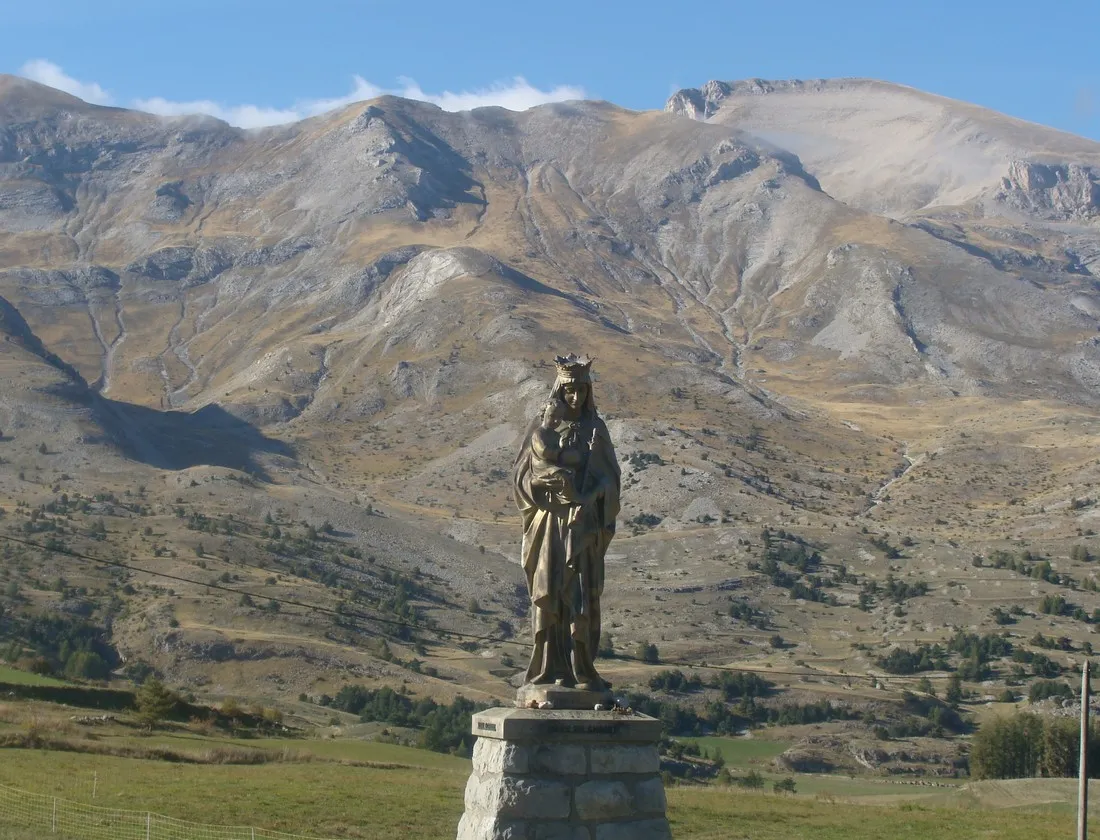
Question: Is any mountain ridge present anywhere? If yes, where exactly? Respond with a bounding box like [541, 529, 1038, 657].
[1, 74, 1100, 714]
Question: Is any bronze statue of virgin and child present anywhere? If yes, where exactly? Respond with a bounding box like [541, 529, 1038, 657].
[512, 354, 621, 708]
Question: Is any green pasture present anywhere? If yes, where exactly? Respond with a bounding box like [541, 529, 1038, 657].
[0, 742, 1090, 840]
[0, 666, 71, 687]
[667, 786, 1078, 840]
[0, 747, 465, 839]
[685, 735, 789, 768]
[0, 708, 1089, 840]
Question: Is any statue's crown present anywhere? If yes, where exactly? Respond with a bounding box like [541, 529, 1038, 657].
[554, 353, 594, 381]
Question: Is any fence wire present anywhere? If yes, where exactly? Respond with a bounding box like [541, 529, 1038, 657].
[0, 785, 337, 840]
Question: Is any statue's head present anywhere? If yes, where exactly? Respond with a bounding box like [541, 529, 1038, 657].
[550, 354, 596, 418]
[562, 381, 590, 414]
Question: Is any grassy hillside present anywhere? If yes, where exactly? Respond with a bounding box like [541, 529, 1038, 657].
[0, 741, 1088, 840]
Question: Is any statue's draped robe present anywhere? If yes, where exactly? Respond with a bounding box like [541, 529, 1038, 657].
[513, 410, 621, 685]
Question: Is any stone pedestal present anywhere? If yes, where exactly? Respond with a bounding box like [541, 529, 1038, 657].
[456, 708, 671, 840]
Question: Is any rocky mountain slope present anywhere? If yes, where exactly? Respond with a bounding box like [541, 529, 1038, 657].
[1, 73, 1100, 714]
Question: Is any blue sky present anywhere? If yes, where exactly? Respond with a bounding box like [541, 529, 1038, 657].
[4, 0, 1098, 139]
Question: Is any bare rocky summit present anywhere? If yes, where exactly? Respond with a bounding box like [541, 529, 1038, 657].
[666, 77, 1100, 219]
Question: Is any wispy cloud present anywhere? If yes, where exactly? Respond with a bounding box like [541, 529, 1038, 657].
[15, 61, 586, 128]
[137, 75, 584, 127]
[299, 76, 385, 117]
[394, 77, 586, 113]
[19, 59, 112, 105]
[131, 97, 304, 128]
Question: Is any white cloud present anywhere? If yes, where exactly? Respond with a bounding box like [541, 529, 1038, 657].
[15, 61, 586, 128]
[132, 96, 303, 130]
[138, 75, 585, 128]
[393, 76, 586, 113]
[300, 75, 384, 117]
[18, 59, 112, 105]
[134, 76, 387, 128]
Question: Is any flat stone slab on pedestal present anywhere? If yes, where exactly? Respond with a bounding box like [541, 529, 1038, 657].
[515, 683, 614, 711]
[472, 707, 663, 743]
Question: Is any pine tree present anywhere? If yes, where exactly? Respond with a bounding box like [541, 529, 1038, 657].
[135, 678, 176, 727]
[945, 673, 963, 707]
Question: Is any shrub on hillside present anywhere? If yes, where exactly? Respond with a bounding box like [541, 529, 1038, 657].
[635, 641, 660, 663]
[1028, 679, 1073, 702]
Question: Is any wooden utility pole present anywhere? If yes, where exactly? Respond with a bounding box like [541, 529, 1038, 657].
[1081, 659, 1091, 840]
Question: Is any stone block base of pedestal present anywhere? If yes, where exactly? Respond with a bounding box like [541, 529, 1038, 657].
[456, 708, 671, 840]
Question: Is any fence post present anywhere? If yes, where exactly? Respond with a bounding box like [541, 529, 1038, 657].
[146, 811, 151, 840]
[52, 797, 57, 833]
[1080, 659, 1090, 840]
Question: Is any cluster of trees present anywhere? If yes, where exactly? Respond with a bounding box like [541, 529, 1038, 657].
[750, 528, 937, 612]
[879, 574, 929, 603]
[971, 711, 1100, 780]
[647, 669, 773, 701]
[727, 599, 770, 629]
[759, 530, 823, 572]
[878, 644, 950, 675]
[649, 669, 704, 693]
[991, 605, 1024, 625]
[856, 574, 931, 612]
[1, 614, 118, 680]
[949, 631, 1014, 681]
[1010, 647, 1065, 679]
[981, 550, 1074, 587]
[1037, 594, 1098, 624]
[321, 685, 485, 754]
[1071, 545, 1094, 563]
[623, 690, 856, 737]
[750, 530, 845, 605]
[878, 631, 1013, 679]
[1027, 633, 1078, 654]
[1028, 679, 1074, 702]
[182, 510, 236, 535]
